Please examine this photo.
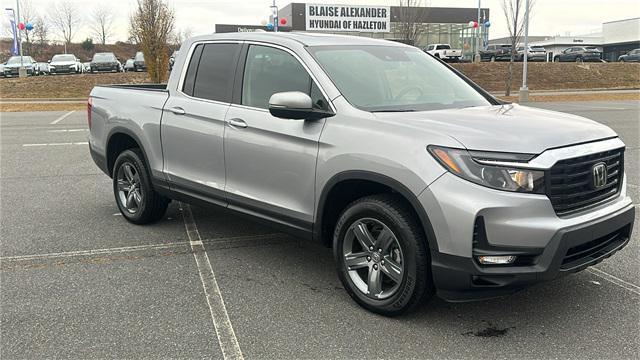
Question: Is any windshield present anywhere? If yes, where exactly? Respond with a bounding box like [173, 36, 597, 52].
[52, 54, 75, 62]
[308, 45, 491, 112]
[6, 56, 29, 64]
[93, 53, 115, 62]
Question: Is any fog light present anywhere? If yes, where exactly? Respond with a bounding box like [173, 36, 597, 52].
[477, 255, 517, 265]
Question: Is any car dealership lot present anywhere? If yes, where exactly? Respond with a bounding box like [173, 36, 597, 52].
[1, 102, 638, 359]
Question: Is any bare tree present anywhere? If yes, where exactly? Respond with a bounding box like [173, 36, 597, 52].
[172, 27, 194, 46]
[32, 15, 49, 56]
[501, 0, 535, 96]
[130, 0, 175, 82]
[397, 0, 428, 46]
[49, 1, 82, 45]
[19, 0, 36, 55]
[90, 5, 114, 45]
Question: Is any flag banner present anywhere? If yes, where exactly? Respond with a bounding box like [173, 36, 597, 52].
[5, 9, 18, 55]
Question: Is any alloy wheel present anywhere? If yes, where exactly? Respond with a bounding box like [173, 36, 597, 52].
[116, 162, 143, 214]
[342, 218, 405, 300]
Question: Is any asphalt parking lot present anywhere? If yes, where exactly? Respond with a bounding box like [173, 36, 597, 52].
[1, 101, 639, 359]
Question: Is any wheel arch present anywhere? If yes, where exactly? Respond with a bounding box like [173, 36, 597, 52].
[106, 127, 152, 178]
[314, 171, 439, 253]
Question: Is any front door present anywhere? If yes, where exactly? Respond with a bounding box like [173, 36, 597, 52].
[224, 44, 332, 233]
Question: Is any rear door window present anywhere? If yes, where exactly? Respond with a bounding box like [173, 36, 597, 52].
[182, 44, 203, 96]
[191, 43, 241, 102]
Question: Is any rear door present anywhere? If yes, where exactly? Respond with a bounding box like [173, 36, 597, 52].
[161, 41, 242, 205]
[223, 43, 332, 234]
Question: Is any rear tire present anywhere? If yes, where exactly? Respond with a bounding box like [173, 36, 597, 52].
[113, 149, 169, 224]
[333, 194, 434, 316]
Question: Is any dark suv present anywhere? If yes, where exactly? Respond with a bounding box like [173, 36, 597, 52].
[90, 52, 121, 73]
[133, 52, 146, 72]
[618, 49, 640, 62]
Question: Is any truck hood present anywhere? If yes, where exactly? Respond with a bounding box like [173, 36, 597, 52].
[373, 104, 617, 154]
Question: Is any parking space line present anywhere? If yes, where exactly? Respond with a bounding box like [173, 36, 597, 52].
[49, 111, 76, 125]
[47, 129, 88, 133]
[180, 203, 244, 360]
[179, 202, 245, 360]
[0, 233, 284, 263]
[22, 142, 88, 147]
[587, 267, 640, 295]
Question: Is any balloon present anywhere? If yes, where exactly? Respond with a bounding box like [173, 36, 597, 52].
[279, 18, 287, 26]
[473, 21, 479, 28]
[468, 21, 474, 27]
[260, 19, 267, 26]
[484, 21, 491, 27]
[25, 23, 33, 31]
[266, 23, 274, 30]
[18, 22, 25, 30]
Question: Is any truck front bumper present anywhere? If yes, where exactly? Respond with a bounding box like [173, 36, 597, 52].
[419, 172, 635, 301]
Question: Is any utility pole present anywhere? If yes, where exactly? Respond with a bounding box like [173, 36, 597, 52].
[519, 0, 530, 102]
[474, 0, 481, 62]
[16, 0, 26, 77]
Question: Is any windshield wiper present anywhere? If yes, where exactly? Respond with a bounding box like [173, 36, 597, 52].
[371, 109, 417, 113]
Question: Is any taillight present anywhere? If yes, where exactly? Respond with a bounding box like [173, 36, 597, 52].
[87, 97, 92, 129]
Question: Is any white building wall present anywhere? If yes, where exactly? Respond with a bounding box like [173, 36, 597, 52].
[603, 18, 640, 45]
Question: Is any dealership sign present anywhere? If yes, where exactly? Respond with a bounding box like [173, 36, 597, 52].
[305, 4, 390, 32]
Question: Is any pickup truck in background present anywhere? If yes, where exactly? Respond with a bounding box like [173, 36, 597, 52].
[88, 32, 634, 316]
[424, 43, 462, 61]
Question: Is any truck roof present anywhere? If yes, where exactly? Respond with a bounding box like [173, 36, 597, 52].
[187, 31, 410, 48]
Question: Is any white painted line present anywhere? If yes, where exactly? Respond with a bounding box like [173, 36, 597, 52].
[587, 267, 640, 295]
[0, 233, 282, 263]
[0, 241, 190, 262]
[22, 142, 88, 147]
[47, 129, 88, 133]
[49, 110, 76, 125]
[180, 202, 244, 360]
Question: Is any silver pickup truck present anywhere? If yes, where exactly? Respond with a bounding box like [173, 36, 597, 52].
[88, 32, 634, 316]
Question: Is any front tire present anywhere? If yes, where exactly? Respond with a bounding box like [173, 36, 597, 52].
[113, 149, 169, 224]
[333, 194, 433, 316]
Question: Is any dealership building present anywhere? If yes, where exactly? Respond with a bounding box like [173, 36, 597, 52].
[488, 17, 640, 61]
[216, 3, 490, 57]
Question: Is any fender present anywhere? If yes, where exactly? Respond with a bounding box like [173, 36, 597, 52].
[314, 170, 439, 252]
[106, 126, 153, 178]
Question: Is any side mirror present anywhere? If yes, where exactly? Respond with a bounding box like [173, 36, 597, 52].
[268, 91, 334, 120]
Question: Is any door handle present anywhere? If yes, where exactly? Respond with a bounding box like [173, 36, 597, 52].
[228, 118, 248, 129]
[168, 106, 186, 115]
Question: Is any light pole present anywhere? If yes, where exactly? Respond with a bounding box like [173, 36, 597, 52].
[270, 0, 278, 32]
[474, 0, 481, 62]
[15, 0, 26, 77]
[519, 0, 530, 102]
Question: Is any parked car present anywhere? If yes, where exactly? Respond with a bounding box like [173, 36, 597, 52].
[515, 46, 547, 61]
[425, 44, 462, 62]
[618, 48, 640, 62]
[88, 33, 634, 316]
[480, 44, 510, 62]
[37, 62, 50, 75]
[494, 46, 515, 61]
[553, 46, 602, 62]
[0, 62, 5, 77]
[133, 51, 146, 71]
[123, 58, 135, 72]
[49, 53, 83, 74]
[90, 52, 121, 73]
[3, 56, 38, 76]
[169, 50, 178, 71]
[83, 62, 91, 73]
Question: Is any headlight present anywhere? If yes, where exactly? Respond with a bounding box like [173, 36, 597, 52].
[428, 146, 545, 194]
